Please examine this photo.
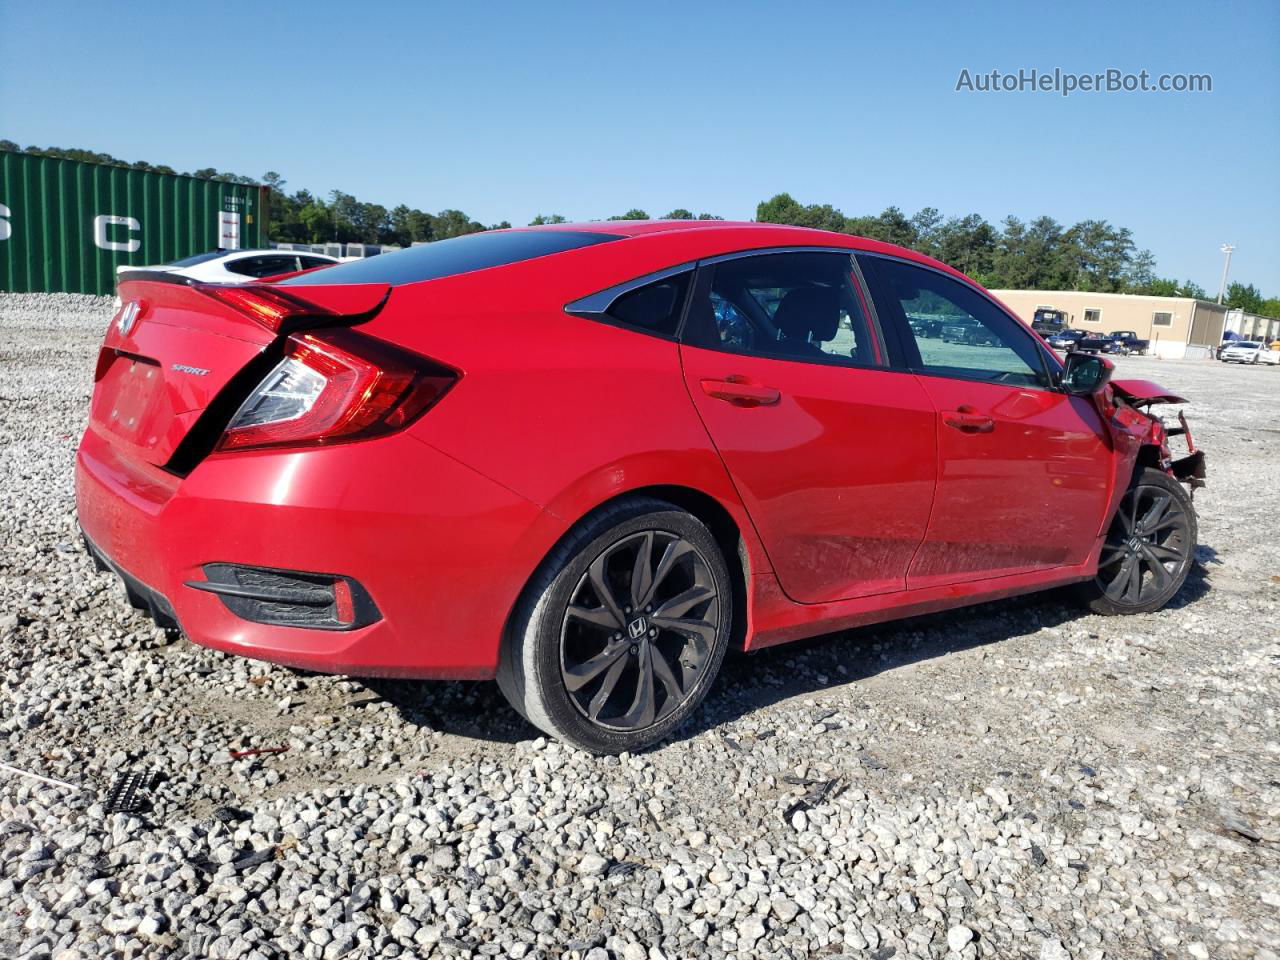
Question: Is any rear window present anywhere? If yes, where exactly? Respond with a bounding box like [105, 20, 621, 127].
[282, 230, 620, 287]
[226, 255, 301, 278]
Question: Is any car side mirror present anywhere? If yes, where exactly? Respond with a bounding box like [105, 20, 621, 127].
[1061, 352, 1113, 395]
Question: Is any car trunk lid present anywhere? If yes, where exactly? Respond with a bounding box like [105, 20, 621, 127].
[88, 277, 389, 467]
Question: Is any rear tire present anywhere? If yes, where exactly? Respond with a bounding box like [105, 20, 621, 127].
[1078, 467, 1197, 616]
[497, 497, 732, 753]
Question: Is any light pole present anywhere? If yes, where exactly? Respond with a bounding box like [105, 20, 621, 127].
[1216, 243, 1235, 304]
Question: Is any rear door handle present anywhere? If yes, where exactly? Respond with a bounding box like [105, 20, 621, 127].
[942, 406, 994, 433]
[700, 377, 781, 407]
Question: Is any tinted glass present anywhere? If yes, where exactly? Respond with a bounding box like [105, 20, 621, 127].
[283, 230, 619, 286]
[224, 256, 264, 277]
[862, 256, 1049, 388]
[298, 257, 334, 271]
[685, 252, 878, 366]
[607, 272, 691, 336]
[226, 255, 299, 278]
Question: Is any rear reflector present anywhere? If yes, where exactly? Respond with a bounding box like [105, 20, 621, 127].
[218, 329, 457, 452]
[333, 579, 355, 626]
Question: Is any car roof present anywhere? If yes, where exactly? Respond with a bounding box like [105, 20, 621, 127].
[530, 220, 758, 237]
[524, 219, 857, 240]
[501, 220, 963, 277]
[283, 222, 979, 296]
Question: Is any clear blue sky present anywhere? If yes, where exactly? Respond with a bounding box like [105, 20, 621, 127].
[3, 0, 1277, 293]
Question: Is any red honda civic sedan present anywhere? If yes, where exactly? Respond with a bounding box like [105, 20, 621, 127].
[77, 221, 1205, 752]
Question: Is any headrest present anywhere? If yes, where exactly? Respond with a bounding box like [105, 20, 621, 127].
[773, 286, 840, 343]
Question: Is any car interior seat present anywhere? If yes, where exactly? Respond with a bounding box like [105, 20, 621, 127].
[772, 287, 840, 357]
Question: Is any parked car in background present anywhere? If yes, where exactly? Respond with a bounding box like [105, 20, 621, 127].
[1030, 308, 1069, 338]
[1108, 330, 1152, 355]
[1220, 341, 1280, 365]
[1077, 330, 1151, 355]
[908, 316, 943, 339]
[939, 316, 999, 346]
[116, 249, 339, 283]
[1047, 329, 1086, 350]
[78, 222, 1206, 753]
[1074, 332, 1119, 354]
[1217, 332, 1244, 359]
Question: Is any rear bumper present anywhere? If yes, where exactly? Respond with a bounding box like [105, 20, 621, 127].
[82, 531, 183, 633]
[75, 424, 564, 678]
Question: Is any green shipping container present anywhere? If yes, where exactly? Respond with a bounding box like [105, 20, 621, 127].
[0, 151, 270, 295]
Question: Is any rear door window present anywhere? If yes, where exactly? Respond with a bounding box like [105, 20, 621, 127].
[684, 252, 880, 367]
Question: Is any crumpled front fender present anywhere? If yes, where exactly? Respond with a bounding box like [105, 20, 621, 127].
[1091, 377, 1205, 539]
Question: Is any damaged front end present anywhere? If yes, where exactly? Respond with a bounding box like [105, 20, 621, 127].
[1109, 379, 1206, 494]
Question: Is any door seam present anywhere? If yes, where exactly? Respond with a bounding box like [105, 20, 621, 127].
[902, 372, 943, 589]
[675, 343, 776, 578]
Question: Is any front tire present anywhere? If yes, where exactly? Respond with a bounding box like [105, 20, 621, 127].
[497, 497, 732, 753]
[1079, 467, 1197, 616]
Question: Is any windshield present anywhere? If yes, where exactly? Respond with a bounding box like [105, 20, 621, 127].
[1233, 342, 1260, 349]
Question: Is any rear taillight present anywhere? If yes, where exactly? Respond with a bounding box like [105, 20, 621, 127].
[218, 330, 457, 452]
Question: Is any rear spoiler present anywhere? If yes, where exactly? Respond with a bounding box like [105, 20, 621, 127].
[117, 263, 337, 286]
[116, 276, 391, 334]
[116, 269, 197, 286]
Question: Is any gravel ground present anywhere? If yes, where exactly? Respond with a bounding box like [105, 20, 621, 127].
[1, 292, 1277, 960]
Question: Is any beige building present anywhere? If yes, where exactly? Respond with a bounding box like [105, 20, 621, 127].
[990, 290, 1228, 360]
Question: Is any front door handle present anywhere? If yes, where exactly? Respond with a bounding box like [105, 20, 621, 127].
[700, 376, 781, 407]
[942, 406, 995, 433]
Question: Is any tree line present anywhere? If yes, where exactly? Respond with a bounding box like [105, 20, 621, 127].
[756, 193, 1275, 314]
[4, 142, 1275, 316]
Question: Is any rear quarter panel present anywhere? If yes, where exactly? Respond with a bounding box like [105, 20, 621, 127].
[360, 268, 770, 574]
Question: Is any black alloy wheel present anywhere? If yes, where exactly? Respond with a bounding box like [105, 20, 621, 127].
[559, 529, 718, 731]
[497, 497, 732, 754]
[1084, 467, 1197, 615]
